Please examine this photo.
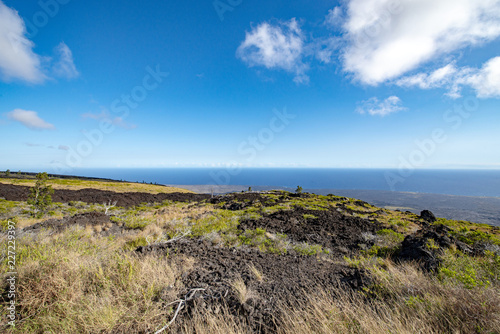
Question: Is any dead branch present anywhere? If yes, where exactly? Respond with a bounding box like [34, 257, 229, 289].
[154, 288, 206, 334]
[163, 230, 191, 244]
[103, 200, 117, 215]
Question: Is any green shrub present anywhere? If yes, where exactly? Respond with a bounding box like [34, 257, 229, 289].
[438, 249, 500, 289]
[293, 243, 324, 256]
[191, 210, 239, 236]
[124, 236, 149, 250]
[237, 229, 287, 254]
[125, 218, 151, 230]
[364, 245, 398, 257]
[451, 228, 500, 246]
[376, 229, 405, 244]
[426, 238, 440, 250]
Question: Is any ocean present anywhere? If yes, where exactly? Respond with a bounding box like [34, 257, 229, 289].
[64, 168, 500, 198]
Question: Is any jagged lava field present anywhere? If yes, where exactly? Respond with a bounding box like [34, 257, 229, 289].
[1, 174, 499, 333]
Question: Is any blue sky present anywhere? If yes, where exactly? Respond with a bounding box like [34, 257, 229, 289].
[0, 0, 499, 172]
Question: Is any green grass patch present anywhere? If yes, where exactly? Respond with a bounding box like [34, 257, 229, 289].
[438, 248, 500, 289]
[237, 228, 288, 254]
[450, 227, 500, 246]
[376, 229, 405, 244]
[191, 210, 240, 236]
[124, 236, 150, 250]
[293, 242, 326, 256]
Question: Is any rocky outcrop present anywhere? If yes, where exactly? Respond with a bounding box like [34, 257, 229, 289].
[420, 209, 437, 223]
[399, 224, 472, 271]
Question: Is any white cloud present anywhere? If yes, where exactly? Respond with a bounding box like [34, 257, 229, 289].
[81, 108, 107, 120]
[112, 117, 137, 129]
[325, 7, 343, 28]
[396, 63, 464, 97]
[466, 56, 500, 98]
[357, 96, 406, 116]
[58, 145, 69, 151]
[396, 64, 458, 89]
[52, 42, 79, 79]
[6, 109, 55, 130]
[24, 142, 43, 147]
[0, 1, 46, 83]
[396, 57, 500, 98]
[310, 37, 341, 64]
[0, 2, 80, 84]
[342, 0, 500, 85]
[237, 18, 310, 84]
[82, 108, 137, 129]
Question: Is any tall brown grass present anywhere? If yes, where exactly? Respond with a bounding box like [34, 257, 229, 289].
[177, 261, 500, 334]
[1, 226, 193, 333]
[276, 262, 500, 334]
[2, 224, 499, 333]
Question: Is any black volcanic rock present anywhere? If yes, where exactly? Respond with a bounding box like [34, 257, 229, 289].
[398, 224, 472, 271]
[420, 210, 437, 223]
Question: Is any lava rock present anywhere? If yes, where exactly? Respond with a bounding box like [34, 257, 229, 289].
[420, 210, 437, 223]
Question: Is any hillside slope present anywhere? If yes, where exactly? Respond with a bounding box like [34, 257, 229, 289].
[1, 178, 499, 333]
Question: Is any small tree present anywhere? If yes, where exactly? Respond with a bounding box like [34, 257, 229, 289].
[295, 185, 303, 194]
[28, 172, 54, 217]
[248, 187, 252, 192]
[5, 169, 10, 177]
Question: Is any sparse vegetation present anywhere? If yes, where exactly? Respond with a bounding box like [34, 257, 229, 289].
[0, 176, 191, 194]
[248, 263, 264, 281]
[1, 177, 499, 333]
[27, 172, 53, 218]
[231, 277, 250, 303]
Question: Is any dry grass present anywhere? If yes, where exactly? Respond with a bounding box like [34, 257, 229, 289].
[276, 261, 500, 334]
[155, 203, 214, 229]
[2, 187, 499, 333]
[248, 263, 264, 282]
[1, 231, 498, 333]
[0, 226, 194, 333]
[231, 278, 250, 304]
[0, 177, 192, 194]
[170, 259, 500, 334]
[178, 307, 249, 334]
[111, 203, 215, 248]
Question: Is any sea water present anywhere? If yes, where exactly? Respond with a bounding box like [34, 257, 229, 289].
[62, 168, 500, 197]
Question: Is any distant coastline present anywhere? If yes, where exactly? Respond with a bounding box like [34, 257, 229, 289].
[50, 168, 500, 197]
[5, 170, 499, 226]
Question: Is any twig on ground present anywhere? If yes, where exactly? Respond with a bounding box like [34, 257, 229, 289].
[103, 200, 117, 215]
[146, 229, 191, 246]
[164, 230, 191, 244]
[154, 288, 206, 334]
